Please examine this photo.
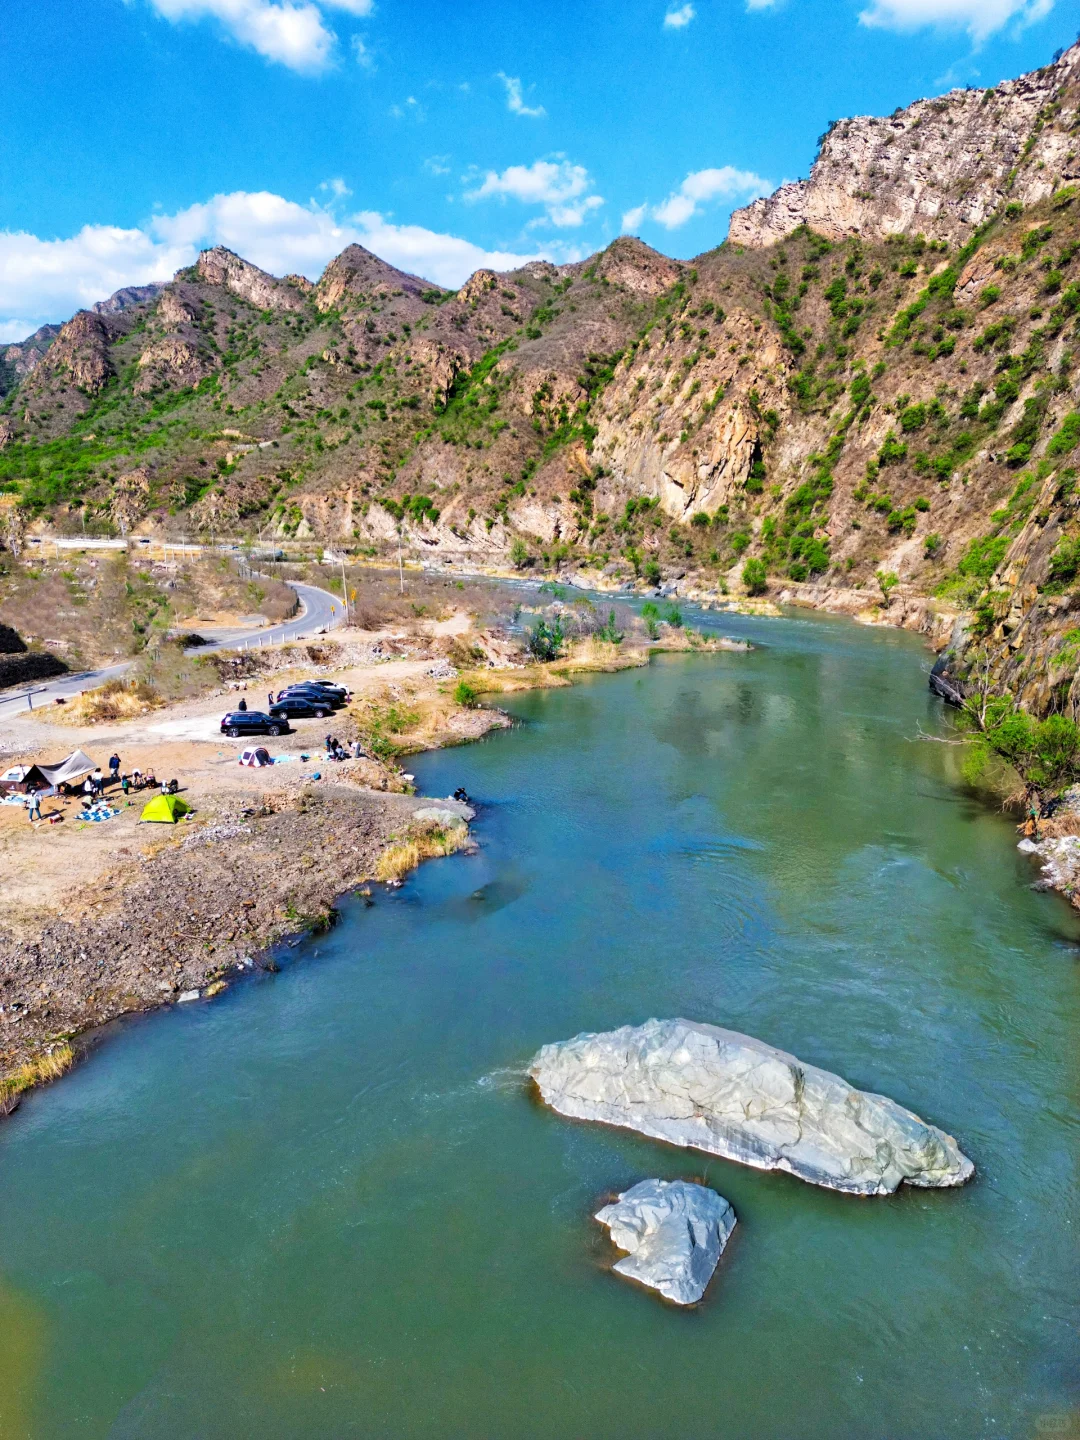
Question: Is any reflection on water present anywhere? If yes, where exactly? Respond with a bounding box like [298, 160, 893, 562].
[0, 606, 1077, 1439]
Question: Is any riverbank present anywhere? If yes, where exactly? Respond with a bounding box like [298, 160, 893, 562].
[0, 601, 750, 1108]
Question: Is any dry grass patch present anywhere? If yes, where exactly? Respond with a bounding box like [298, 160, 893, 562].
[42, 677, 165, 726]
[373, 818, 469, 884]
[0, 1043, 74, 1113]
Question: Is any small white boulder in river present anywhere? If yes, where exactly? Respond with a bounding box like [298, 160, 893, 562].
[596, 1179, 735, 1306]
[530, 1018, 974, 1195]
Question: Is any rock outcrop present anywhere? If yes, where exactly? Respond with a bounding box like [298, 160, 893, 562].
[1018, 834, 1080, 901]
[595, 1178, 735, 1305]
[133, 337, 211, 395]
[530, 1018, 974, 1195]
[39, 311, 113, 395]
[730, 41, 1080, 248]
[196, 246, 305, 312]
[92, 283, 166, 316]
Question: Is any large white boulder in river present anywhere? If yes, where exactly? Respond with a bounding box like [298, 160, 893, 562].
[530, 1019, 974, 1195]
[596, 1179, 736, 1305]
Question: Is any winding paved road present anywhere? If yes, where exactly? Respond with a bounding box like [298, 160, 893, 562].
[0, 580, 345, 711]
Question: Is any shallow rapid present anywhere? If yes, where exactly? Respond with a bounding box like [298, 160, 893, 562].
[1, 606, 1077, 1439]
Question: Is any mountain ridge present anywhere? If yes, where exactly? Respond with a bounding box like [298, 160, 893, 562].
[4, 41, 1080, 714]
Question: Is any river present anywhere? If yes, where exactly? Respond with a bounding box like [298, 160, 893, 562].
[0, 606, 1077, 1438]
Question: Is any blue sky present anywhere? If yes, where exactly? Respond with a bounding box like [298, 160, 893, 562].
[0, 0, 1073, 339]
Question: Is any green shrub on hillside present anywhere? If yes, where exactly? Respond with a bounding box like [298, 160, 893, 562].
[742, 558, 767, 595]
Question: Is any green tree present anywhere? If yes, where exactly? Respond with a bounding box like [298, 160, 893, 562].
[527, 617, 564, 661]
[640, 600, 660, 639]
[964, 690, 1080, 810]
[509, 537, 529, 569]
[876, 569, 899, 601]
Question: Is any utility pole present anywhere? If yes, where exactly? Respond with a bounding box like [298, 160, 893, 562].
[340, 554, 350, 625]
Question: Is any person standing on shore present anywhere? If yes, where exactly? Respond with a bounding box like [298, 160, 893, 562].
[108, 753, 121, 783]
[25, 787, 41, 823]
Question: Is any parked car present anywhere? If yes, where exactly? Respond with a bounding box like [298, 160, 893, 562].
[301, 680, 351, 701]
[270, 695, 335, 720]
[277, 684, 346, 709]
[220, 710, 289, 738]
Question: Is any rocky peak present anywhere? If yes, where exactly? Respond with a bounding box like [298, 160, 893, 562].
[92, 282, 166, 316]
[314, 244, 437, 313]
[592, 236, 684, 294]
[455, 269, 499, 306]
[195, 247, 305, 312]
[730, 40, 1080, 248]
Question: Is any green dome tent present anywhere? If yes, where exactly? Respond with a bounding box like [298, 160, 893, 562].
[140, 793, 191, 824]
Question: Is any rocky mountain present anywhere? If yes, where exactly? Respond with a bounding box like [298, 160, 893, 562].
[0, 282, 167, 398]
[91, 282, 167, 317]
[730, 39, 1080, 248]
[3, 40, 1080, 715]
[0, 323, 61, 397]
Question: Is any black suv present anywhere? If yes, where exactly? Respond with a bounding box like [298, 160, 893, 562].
[305, 679, 351, 700]
[270, 694, 335, 720]
[220, 710, 289, 738]
[277, 685, 346, 710]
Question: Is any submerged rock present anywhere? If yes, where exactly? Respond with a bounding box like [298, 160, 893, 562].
[530, 1018, 974, 1196]
[596, 1178, 735, 1305]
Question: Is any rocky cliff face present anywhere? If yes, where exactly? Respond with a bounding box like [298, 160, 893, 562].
[731, 41, 1080, 248]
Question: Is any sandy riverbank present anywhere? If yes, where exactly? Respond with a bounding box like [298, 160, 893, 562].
[0, 600, 748, 1108]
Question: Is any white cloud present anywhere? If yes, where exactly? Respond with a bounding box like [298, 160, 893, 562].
[346, 212, 551, 286]
[497, 73, 546, 118]
[654, 166, 771, 226]
[465, 158, 603, 226]
[623, 165, 772, 231]
[745, 0, 782, 9]
[663, 4, 696, 27]
[145, 0, 336, 71]
[389, 94, 425, 120]
[423, 155, 452, 176]
[858, 0, 1053, 42]
[320, 177, 352, 198]
[544, 196, 604, 228]
[351, 34, 373, 66]
[468, 160, 588, 205]
[0, 190, 567, 339]
[143, 0, 377, 71]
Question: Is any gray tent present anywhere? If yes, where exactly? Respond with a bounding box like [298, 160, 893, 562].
[35, 750, 96, 791]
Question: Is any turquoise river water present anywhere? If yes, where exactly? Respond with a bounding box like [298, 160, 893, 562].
[0, 605, 1077, 1438]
